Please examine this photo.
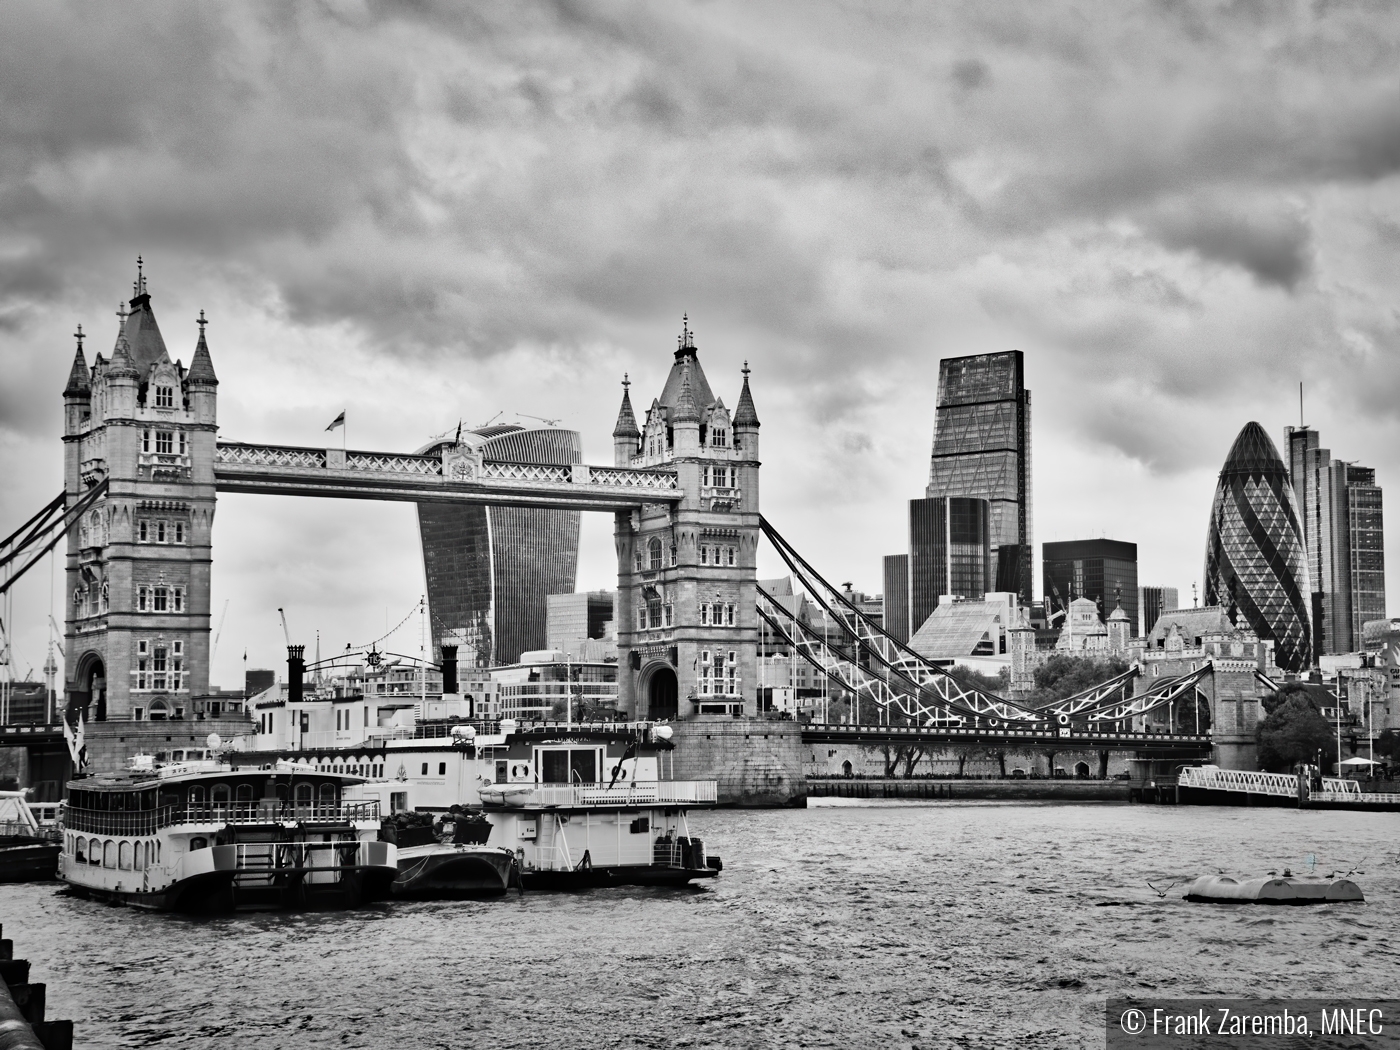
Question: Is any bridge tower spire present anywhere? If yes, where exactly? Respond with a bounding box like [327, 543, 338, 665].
[62, 266, 218, 726]
[615, 319, 760, 720]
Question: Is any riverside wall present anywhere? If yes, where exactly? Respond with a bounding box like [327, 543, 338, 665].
[81, 718, 254, 775]
[670, 717, 807, 807]
[808, 776, 1132, 802]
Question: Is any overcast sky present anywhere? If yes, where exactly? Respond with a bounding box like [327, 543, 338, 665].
[3, 2, 1399, 689]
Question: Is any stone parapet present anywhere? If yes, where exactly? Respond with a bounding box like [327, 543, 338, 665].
[668, 716, 806, 807]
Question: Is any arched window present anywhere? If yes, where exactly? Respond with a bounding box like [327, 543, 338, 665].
[89, 838, 101, 865]
[235, 784, 254, 802]
[318, 783, 338, 810]
[102, 840, 116, 868]
[294, 783, 314, 811]
[188, 785, 206, 806]
[74, 838, 86, 863]
[648, 538, 663, 571]
[211, 784, 230, 805]
[119, 841, 132, 869]
[133, 841, 145, 871]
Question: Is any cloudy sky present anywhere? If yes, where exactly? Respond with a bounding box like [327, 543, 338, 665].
[2, 1, 1399, 689]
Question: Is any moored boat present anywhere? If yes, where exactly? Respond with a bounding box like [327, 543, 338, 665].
[58, 755, 396, 912]
[0, 791, 61, 882]
[1184, 871, 1364, 905]
[385, 811, 520, 897]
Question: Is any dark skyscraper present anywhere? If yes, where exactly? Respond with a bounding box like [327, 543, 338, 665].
[1042, 538, 1139, 635]
[927, 351, 1032, 604]
[882, 554, 910, 643]
[907, 496, 991, 636]
[417, 426, 581, 667]
[1205, 422, 1313, 672]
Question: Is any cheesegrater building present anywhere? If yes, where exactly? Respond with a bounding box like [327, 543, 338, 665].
[1204, 422, 1313, 672]
[416, 426, 582, 668]
[926, 351, 1032, 605]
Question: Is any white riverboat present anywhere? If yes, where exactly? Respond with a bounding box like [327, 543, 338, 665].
[58, 754, 396, 912]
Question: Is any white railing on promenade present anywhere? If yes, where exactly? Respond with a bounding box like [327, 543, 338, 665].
[491, 780, 717, 807]
[1178, 767, 1298, 797]
[1316, 790, 1400, 805]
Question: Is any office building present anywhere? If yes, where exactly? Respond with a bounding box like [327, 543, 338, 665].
[417, 426, 582, 668]
[882, 555, 910, 643]
[1284, 425, 1386, 655]
[926, 351, 1033, 604]
[1138, 586, 1179, 637]
[547, 591, 617, 663]
[1204, 422, 1313, 672]
[908, 496, 992, 637]
[1042, 539, 1139, 637]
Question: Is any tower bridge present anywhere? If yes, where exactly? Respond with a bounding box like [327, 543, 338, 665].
[0, 265, 1232, 796]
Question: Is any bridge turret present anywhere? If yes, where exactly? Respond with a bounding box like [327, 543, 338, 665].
[670, 360, 702, 456]
[62, 329, 91, 437]
[186, 310, 218, 428]
[611, 373, 640, 467]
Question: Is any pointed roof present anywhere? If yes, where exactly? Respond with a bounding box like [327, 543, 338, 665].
[1219, 421, 1287, 480]
[734, 361, 760, 428]
[612, 375, 640, 438]
[657, 315, 715, 416]
[107, 335, 140, 379]
[672, 361, 701, 423]
[123, 261, 170, 376]
[63, 327, 90, 397]
[187, 310, 218, 385]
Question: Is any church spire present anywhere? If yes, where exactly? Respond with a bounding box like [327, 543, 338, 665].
[612, 373, 640, 438]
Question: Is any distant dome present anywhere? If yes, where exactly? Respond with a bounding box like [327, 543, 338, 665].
[1203, 422, 1312, 671]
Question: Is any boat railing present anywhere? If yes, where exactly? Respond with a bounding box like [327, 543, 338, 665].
[501, 780, 718, 807]
[227, 839, 388, 873]
[61, 800, 381, 835]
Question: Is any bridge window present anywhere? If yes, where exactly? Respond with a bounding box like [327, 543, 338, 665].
[138, 521, 148, 542]
[155, 385, 174, 409]
[725, 604, 736, 626]
[669, 544, 677, 567]
[634, 551, 644, 573]
[153, 587, 168, 612]
[711, 427, 727, 447]
[178, 431, 187, 455]
[663, 603, 674, 628]
[174, 521, 185, 543]
[155, 431, 173, 455]
[726, 547, 736, 566]
[647, 597, 662, 629]
[700, 546, 709, 566]
[648, 538, 663, 571]
[141, 430, 151, 453]
[156, 520, 167, 543]
[137, 587, 148, 611]
[636, 606, 646, 631]
[173, 587, 184, 612]
[152, 646, 168, 690]
[100, 581, 109, 612]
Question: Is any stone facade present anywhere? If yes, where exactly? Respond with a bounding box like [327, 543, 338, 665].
[62, 269, 218, 724]
[668, 717, 806, 806]
[612, 321, 762, 720]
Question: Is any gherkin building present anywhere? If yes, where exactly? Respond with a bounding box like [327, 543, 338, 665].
[1204, 422, 1313, 671]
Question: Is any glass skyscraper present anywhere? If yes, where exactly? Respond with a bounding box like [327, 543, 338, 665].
[417, 426, 581, 667]
[1042, 538, 1139, 636]
[907, 496, 991, 636]
[1284, 425, 1386, 654]
[1204, 422, 1313, 672]
[927, 351, 1032, 604]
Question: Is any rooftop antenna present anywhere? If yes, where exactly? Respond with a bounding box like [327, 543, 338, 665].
[1299, 381, 1304, 428]
[1192, 582, 1199, 609]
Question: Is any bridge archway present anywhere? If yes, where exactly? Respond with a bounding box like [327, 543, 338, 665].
[69, 653, 106, 723]
[642, 663, 678, 722]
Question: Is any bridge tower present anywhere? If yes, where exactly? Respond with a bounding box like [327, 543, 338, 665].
[61, 264, 218, 722]
[613, 319, 761, 720]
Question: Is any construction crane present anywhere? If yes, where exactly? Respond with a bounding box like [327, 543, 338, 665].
[516, 412, 564, 427]
[211, 599, 230, 665]
[277, 607, 292, 647]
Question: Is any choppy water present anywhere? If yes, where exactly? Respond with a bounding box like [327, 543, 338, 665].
[4, 801, 1398, 1049]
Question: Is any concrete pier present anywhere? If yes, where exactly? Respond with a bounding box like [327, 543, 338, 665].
[0, 925, 72, 1050]
[670, 717, 807, 806]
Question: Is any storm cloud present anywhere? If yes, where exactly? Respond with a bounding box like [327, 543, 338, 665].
[2, 1, 1398, 685]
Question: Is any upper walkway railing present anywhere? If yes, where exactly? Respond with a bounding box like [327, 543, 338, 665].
[62, 800, 381, 836]
[214, 442, 681, 510]
[482, 780, 717, 808]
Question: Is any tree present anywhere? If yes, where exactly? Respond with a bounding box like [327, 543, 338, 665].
[1023, 655, 1130, 708]
[1256, 693, 1336, 772]
[1375, 728, 1400, 764]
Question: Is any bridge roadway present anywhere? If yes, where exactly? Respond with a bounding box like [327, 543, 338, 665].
[212, 441, 683, 511]
[800, 721, 1213, 756]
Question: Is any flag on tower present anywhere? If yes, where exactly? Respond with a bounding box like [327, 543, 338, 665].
[326, 411, 346, 431]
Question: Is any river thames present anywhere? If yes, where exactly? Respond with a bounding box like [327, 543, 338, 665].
[4, 801, 1397, 1049]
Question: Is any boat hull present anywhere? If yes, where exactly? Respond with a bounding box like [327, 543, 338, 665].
[0, 841, 61, 883]
[391, 845, 519, 898]
[522, 864, 718, 891]
[1184, 874, 1364, 905]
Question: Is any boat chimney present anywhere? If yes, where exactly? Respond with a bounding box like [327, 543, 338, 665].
[287, 645, 306, 705]
[440, 644, 459, 695]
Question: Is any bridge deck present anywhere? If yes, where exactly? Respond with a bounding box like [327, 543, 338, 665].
[213, 442, 682, 510]
[801, 722, 1212, 753]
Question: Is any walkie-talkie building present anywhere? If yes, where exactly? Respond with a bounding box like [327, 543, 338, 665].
[417, 426, 581, 668]
[927, 351, 1032, 604]
[1204, 422, 1313, 671]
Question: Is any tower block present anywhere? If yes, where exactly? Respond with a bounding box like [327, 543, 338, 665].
[613, 319, 761, 719]
[61, 264, 218, 723]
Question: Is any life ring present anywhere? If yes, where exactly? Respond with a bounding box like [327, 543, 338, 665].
[1058, 713, 1069, 725]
